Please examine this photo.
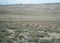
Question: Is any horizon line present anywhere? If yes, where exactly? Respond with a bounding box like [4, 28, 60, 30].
[0, 2, 60, 5]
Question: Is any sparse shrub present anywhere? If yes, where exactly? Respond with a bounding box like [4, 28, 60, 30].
[0, 10, 10, 14]
[0, 22, 60, 43]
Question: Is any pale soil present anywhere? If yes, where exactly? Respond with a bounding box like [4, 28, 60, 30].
[0, 21, 60, 43]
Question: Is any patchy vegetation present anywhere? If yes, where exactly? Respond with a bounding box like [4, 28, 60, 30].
[0, 22, 60, 43]
[0, 10, 10, 14]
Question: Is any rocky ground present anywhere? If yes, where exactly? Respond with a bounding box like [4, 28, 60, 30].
[0, 22, 60, 43]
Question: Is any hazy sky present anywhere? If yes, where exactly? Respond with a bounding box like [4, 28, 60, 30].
[0, 0, 60, 4]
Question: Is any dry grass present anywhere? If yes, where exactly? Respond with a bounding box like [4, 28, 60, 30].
[0, 22, 60, 43]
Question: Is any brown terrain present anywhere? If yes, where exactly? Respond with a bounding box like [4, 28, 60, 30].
[0, 3, 60, 43]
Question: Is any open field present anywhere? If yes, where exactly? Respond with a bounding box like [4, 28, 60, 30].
[0, 3, 60, 43]
[0, 4, 60, 21]
[0, 21, 60, 43]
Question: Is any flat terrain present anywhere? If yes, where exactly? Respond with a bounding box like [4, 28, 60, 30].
[0, 4, 60, 21]
[0, 3, 60, 43]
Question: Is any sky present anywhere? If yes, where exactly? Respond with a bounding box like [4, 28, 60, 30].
[0, 0, 60, 4]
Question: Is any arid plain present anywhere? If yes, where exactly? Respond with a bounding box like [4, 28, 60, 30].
[0, 4, 60, 43]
